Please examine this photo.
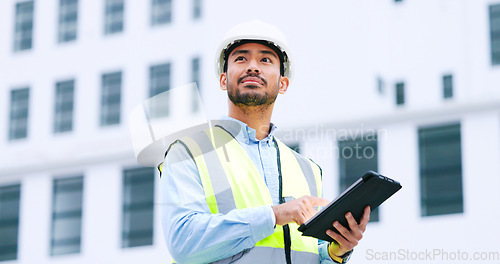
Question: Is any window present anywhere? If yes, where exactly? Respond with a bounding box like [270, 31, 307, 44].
[101, 72, 122, 126]
[58, 0, 78, 42]
[151, 0, 172, 26]
[150, 63, 170, 97]
[122, 167, 155, 248]
[377, 76, 384, 94]
[149, 63, 170, 117]
[338, 136, 379, 221]
[54, 80, 75, 133]
[490, 4, 500, 65]
[13, 1, 34, 51]
[193, 0, 202, 19]
[50, 176, 83, 256]
[104, 0, 124, 34]
[419, 123, 463, 216]
[288, 143, 300, 154]
[395, 82, 405, 106]
[191, 57, 200, 112]
[9, 88, 30, 140]
[0, 184, 21, 261]
[443, 74, 453, 99]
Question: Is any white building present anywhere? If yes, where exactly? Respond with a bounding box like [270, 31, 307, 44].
[1, 0, 499, 263]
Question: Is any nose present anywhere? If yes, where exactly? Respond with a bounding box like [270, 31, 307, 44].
[246, 59, 260, 74]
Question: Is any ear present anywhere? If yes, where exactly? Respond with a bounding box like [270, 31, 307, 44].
[220, 73, 227, 91]
[278, 76, 289, 94]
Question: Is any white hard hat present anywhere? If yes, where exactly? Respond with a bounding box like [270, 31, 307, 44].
[215, 20, 293, 80]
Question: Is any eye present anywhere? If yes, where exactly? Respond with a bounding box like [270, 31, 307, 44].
[235, 56, 246, 62]
[261, 57, 272, 63]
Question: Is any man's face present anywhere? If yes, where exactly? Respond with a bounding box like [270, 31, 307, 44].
[220, 42, 288, 107]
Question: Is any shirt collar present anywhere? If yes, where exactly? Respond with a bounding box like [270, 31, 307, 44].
[219, 116, 277, 146]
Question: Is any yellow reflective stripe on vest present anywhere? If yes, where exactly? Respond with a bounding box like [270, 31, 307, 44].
[180, 136, 219, 214]
[207, 127, 273, 208]
[276, 139, 318, 198]
[189, 131, 237, 214]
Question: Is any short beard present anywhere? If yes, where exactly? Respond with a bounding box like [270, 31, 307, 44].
[227, 73, 279, 107]
[227, 85, 277, 107]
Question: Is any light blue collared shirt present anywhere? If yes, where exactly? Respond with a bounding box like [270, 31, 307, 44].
[160, 116, 336, 263]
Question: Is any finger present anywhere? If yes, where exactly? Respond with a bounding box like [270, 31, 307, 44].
[345, 212, 363, 240]
[308, 196, 329, 207]
[359, 206, 371, 232]
[326, 229, 348, 246]
[326, 229, 355, 253]
[292, 206, 309, 225]
[333, 221, 357, 246]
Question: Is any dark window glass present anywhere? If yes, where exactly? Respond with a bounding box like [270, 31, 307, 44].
[105, 0, 124, 34]
[101, 72, 122, 126]
[148, 63, 170, 117]
[122, 167, 155, 248]
[443, 74, 453, 99]
[54, 80, 75, 133]
[51, 176, 83, 256]
[193, 0, 202, 19]
[396, 82, 405, 106]
[13, 1, 34, 51]
[0, 184, 21, 261]
[9, 88, 30, 140]
[490, 4, 500, 65]
[338, 136, 379, 222]
[151, 0, 172, 26]
[419, 123, 463, 217]
[288, 143, 300, 154]
[191, 57, 200, 112]
[150, 63, 170, 97]
[58, 0, 78, 42]
[377, 76, 384, 94]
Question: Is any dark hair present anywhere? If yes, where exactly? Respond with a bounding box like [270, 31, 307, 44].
[223, 39, 285, 76]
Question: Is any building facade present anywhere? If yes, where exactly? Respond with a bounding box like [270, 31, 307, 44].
[1, 0, 499, 263]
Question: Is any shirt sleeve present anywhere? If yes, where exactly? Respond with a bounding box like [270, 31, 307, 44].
[160, 142, 276, 264]
[319, 240, 338, 263]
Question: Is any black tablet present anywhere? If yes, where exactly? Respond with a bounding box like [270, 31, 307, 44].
[298, 171, 402, 242]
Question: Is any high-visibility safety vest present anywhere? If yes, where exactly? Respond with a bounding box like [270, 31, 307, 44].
[163, 123, 323, 264]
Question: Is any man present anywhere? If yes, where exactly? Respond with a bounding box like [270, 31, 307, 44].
[160, 20, 370, 264]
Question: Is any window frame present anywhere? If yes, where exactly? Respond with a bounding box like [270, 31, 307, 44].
[418, 122, 464, 217]
[58, 0, 78, 43]
[100, 71, 122, 126]
[13, 1, 34, 51]
[54, 79, 75, 133]
[151, 0, 172, 26]
[8, 87, 30, 141]
[0, 184, 21, 261]
[121, 167, 155, 248]
[104, 0, 124, 35]
[50, 176, 84, 256]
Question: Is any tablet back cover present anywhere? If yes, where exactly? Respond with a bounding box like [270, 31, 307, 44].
[298, 171, 402, 242]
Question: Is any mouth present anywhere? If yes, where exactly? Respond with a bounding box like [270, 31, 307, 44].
[242, 80, 262, 85]
[238, 75, 267, 86]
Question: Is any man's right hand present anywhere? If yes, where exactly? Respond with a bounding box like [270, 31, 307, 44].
[272, 196, 329, 226]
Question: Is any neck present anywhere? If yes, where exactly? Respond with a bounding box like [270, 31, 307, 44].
[228, 100, 274, 140]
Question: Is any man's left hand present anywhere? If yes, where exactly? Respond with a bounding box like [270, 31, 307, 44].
[326, 206, 370, 258]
